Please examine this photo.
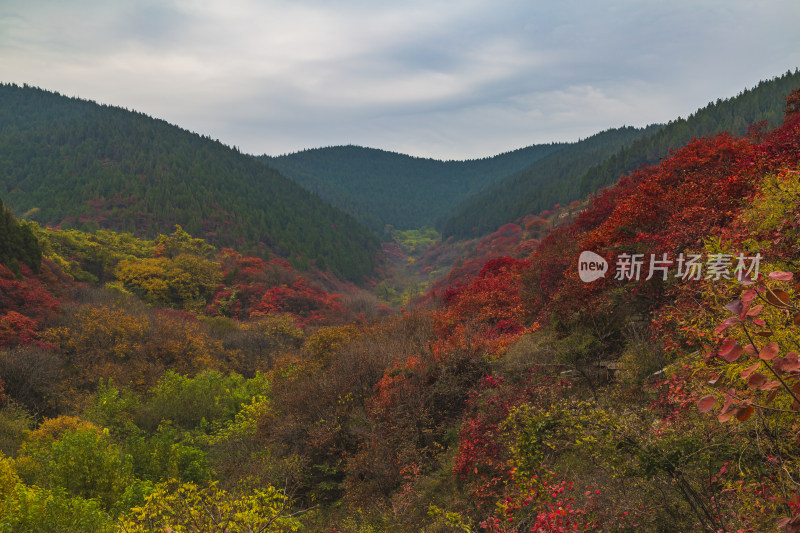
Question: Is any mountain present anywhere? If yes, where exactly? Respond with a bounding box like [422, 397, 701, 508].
[578, 68, 800, 196]
[0, 84, 379, 280]
[257, 143, 564, 233]
[441, 125, 661, 239]
[2, 78, 800, 532]
[442, 69, 800, 239]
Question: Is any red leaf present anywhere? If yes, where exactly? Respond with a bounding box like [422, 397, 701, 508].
[779, 512, 800, 533]
[715, 317, 740, 335]
[745, 305, 764, 317]
[768, 271, 794, 281]
[744, 344, 758, 356]
[741, 289, 757, 306]
[766, 289, 790, 307]
[718, 408, 736, 423]
[753, 319, 767, 327]
[697, 395, 716, 413]
[719, 343, 743, 363]
[719, 338, 736, 353]
[759, 342, 780, 361]
[747, 373, 767, 388]
[735, 405, 755, 421]
[721, 389, 736, 409]
[765, 390, 778, 404]
[741, 363, 761, 379]
[724, 300, 742, 315]
[776, 352, 800, 373]
[760, 380, 781, 392]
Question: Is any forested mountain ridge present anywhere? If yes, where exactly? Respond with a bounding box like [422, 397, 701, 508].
[578, 68, 800, 196]
[1, 87, 799, 532]
[0, 83, 379, 280]
[442, 69, 800, 239]
[257, 142, 564, 233]
[442, 125, 662, 238]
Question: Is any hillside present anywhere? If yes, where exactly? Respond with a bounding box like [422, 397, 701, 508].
[578, 68, 800, 195]
[442, 69, 800, 239]
[0, 88, 798, 532]
[258, 143, 563, 233]
[442, 125, 661, 238]
[0, 84, 379, 280]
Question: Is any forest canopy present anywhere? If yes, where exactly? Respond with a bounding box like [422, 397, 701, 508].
[0, 83, 379, 281]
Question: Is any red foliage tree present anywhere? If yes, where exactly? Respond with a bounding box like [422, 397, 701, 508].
[0, 264, 60, 347]
[453, 370, 566, 509]
[252, 277, 344, 327]
[208, 249, 298, 319]
[433, 256, 533, 357]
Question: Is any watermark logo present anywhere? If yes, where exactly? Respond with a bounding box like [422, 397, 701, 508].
[578, 251, 609, 283]
[578, 251, 762, 284]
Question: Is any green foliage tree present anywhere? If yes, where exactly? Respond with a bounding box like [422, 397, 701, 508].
[0, 197, 41, 275]
[0, 484, 115, 533]
[442, 125, 661, 239]
[0, 83, 378, 281]
[17, 426, 133, 510]
[115, 254, 222, 310]
[32, 224, 156, 283]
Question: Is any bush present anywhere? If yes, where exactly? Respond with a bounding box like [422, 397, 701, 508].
[0, 484, 114, 533]
[119, 480, 302, 532]
[135, 370, 269, 432]
[0, 454, 19, 503]
[217, 315, 304, 376]
[0, 346, 64, 416]
[17, 426, 133, 510]
[126, 424, 211, 484]
[0, 402, 33, 456]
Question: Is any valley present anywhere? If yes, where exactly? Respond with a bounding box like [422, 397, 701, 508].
[1, 70, 800, 531]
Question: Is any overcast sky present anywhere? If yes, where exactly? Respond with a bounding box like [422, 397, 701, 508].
[2, 1, 799, 160]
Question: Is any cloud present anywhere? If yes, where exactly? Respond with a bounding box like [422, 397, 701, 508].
[1, 0, 800, 159]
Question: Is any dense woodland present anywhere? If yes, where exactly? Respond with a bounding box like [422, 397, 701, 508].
[0, 76, 800, 532]
[443, 69, 800, 239]
[0, 84, 379, 281]
[441, 125, 661, 239]
[259, 143, 564, 233]
[577, 69, 800, 196]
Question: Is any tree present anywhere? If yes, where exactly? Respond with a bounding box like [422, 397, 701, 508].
[119, 480, 302, 532]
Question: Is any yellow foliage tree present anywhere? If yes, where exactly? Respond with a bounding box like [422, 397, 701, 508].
[43, 304, 226, 391]
[116, 254, 222, 310]
[119, 479, 303, 532]
[0, 454, 19, 503]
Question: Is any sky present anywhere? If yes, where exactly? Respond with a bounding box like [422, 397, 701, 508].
[1, 1, 799, 161]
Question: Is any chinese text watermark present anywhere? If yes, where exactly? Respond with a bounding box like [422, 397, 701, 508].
[578, 252, 762, 283]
